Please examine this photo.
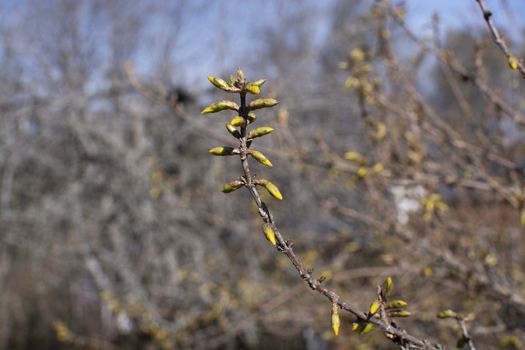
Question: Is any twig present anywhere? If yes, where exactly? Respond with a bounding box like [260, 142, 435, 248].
[230, 81, 442, 349]
[474, 0, 525, 78]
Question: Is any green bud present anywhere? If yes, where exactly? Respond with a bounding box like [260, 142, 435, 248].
[250, 150, 273, 167]
[230, 116, 246, 127]
[237, 67, 245, 81]
[351, 320, 364, 332]
[207, 76, 240, 92]
[245, 79, 265, 95]
[252, 79, 265, 87]
[359, 323, 375, 335]
[385, 300, 408, 309]
[201, 100, 239, 114]
[248, 127, 274, 139]
[508, 56, 519, 70]
[369, 300, 381, 316]
[247, 112, 257, 123]
[246, 83, 261, 95]
[388, 310, 411, 318]
[209, 147, 238, 156]
[259, 179, 282, 200]
[262, 223, 276, 245]
[437, 310, 457, 319]
[226, 123, 240, 138]
[222, 180, 244, 193]
[249, 98, 279, 110]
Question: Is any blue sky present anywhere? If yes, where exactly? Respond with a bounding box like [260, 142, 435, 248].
[1, 0, 524, 89]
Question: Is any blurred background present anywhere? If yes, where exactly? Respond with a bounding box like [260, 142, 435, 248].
[1, 0, 525, 349]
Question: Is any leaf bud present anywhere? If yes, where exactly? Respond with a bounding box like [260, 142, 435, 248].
[250, 150, 273, 167]
[248, 127, 274, 139]
[201, 100, 239, 114]
[249, 98, 279, 110]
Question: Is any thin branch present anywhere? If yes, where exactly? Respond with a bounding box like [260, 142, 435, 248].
[475, 0, 525, 78]
[232, 86, 442, 349]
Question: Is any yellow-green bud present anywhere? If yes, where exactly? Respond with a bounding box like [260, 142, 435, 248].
[331, 305, 340, 336]
[369, 300, 381, 315]
[250, 150, 273, 167]
[344, 151, 365, 163]
[247, 112, 257, 123]
[207, 76, 240, 92]
[262, 223, 276, 246]
[437, 310, 457, 319]
[249, 98, 279, 110]
[226, 123, 240, 138]
[230, 116, 246, 127]
[388, 310, 411, 318]
[508, 56, 519, 70]
[248, 127, 274, 139]
[209, 147, 237, 156]
[351, 321, 362, 331]
[259, 180, 282, 200]
[236, 67, 245, 81]
[222, 180, 244, 193]
[385, 300, 408, 309]
[201, 100, 239, 115]
[246, 83, 261, 95]
[359, 323, 375, 335]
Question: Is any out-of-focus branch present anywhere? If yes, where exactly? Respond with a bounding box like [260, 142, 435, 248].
[475, 0, 525, 78]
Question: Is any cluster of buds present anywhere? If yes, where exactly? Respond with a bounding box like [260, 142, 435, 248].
[202, 68, 282, 246]
[332, 276, 410, 337]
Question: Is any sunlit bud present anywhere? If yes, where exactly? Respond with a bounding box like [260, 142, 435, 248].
[344, 77, 360, 90]
[351, 321, 361, 331]
[247, 112, 257, 123]
[331, 304, 340, 336]
[209, 147, 238, 156]
[508, 56, 519, 70]
[371, 122, 387, 141]
[388, 310, 411, 317]
[222, 180, 244, 193]
[246, 83, 261, 95]
[237, 67, 245, 81]
[248, 127, 274, 139]
[226, 123, 241, 138]
[357, 167, 367, 178]
[249, 98, 279, 110]
[230, 116, 247, 127]
[259, 180, 283, 200]
[369, 300, 381, 316]
[385, 300, 408, 309]
[262, 223, 277, 246]
[359, 322, 375, 335]
[372, 163, 384, 173]
[437, 310, 457, 319]
[201, 100, 239, 114]
[344, 151, 365, 163]
[249, 150, 273, 167]
[349, 48, 365, 62]
[207, 76, 240, 92]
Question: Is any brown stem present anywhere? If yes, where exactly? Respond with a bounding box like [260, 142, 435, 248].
[234, 90, 442, 349]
